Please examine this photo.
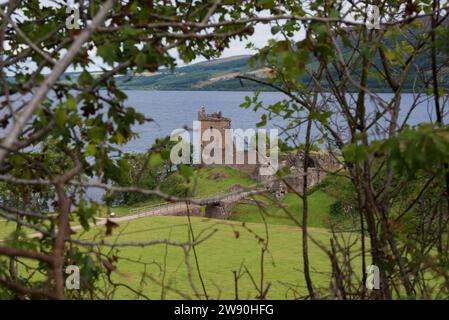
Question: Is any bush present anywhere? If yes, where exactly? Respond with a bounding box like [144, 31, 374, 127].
[160, 174, 191, 197]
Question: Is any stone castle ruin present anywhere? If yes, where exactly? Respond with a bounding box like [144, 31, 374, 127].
[259, 150, 341, 199]
[197, 106, 264, 176]
[197, 107, 341, 217]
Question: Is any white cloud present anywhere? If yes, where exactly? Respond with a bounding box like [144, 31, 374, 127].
[187, 20, 305, 65]
[184, 23, 279, 66]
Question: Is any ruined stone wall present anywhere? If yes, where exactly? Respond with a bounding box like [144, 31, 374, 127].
[170, 206, 201, 217]
[205, 202, 233, 219]
[228, 150, 259, 176]
[261, 168, 323, 195]
[255, 152, 339, 197]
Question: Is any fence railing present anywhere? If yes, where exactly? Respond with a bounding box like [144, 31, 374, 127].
[128, 202, 183, 215]
[127, 190, 255, 215]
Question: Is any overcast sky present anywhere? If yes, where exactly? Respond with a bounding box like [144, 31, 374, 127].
[2, 1, 299, 73]
[64, 22, 283, 72]
[180, 23, 278, 66]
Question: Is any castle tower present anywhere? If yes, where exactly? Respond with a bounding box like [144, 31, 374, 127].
[196, 107, 259, 176]
[198, 107, 232, 164]
[198, 106, 231, 145]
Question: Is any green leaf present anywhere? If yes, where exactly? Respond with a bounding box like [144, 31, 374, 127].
[55, 109, 67, 128]
[97, 42, 117, 65]
[271, 26, 281, 35]
[85, 144, 97, 156]
[149, 153, 163, 168]
[178, 164, 193, 181]
[66, 96, 76, 111]
[135, 52, 146, 71]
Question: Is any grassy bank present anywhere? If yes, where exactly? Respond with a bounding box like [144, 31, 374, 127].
[230, 191, 338, 229]
[77, 215, 353, 299]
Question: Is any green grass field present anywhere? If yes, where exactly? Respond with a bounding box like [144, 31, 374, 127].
[76, 215, 349, 299]
[0, 166, 358, 299]
[88, 167, 355, 299]
[0, 219, 39, 240]
[0, 219, 13, 240]
[1, 215, 361, 299]
[229, 191, 338, 229]
[187, 165, 257, 197]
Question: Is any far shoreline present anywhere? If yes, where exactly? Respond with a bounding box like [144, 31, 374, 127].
[114, 88, 416, 94]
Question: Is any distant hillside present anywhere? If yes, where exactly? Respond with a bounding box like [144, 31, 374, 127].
[112, 50, 446, 93]
[3, 17, 447, 93]
[113, 18, 449, 92]
[114, 55, 274, 91]
[9, 41, 445, 93]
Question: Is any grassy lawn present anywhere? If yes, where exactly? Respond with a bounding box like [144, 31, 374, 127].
[0, 167, 361, 299]
[188, 165, 257, 197]
[0, 167, 358, 300]
[75, 215, 353, 299]
[4, 214, 358, 300]
[0, 219, 40, 240]
[229, 191, 343, 229]
[0, 219, 16, 240]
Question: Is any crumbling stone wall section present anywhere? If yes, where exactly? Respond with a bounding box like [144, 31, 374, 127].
[205, 202, 233, 219]
[228, 150, 259, 176]
[256, 151, 341, 196]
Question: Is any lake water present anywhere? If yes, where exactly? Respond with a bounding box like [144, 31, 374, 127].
[120, 90, 286, 153]
[120, 90, 444, 153]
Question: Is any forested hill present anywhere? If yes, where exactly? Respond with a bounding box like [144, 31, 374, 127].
[9, 51, 443, 92]
[29, 35, 446, 93]
[112, 17, 449, 93]
[114, 55, 269, 91]
[111, 50, 445, 92]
